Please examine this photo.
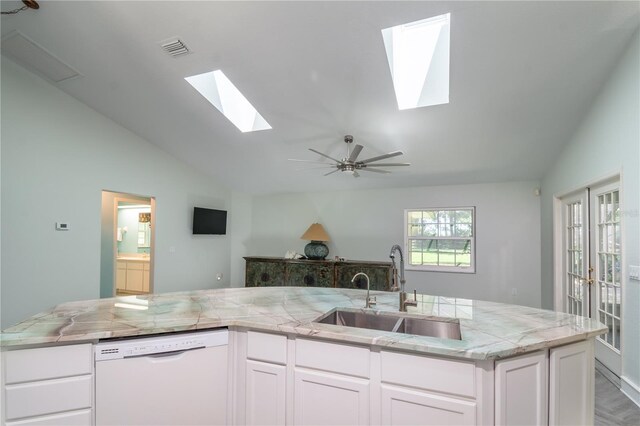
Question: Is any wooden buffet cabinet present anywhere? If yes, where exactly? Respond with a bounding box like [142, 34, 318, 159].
[243, 256, 393, 290]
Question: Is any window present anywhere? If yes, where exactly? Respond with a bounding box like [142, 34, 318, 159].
[405, 207, 475, 273]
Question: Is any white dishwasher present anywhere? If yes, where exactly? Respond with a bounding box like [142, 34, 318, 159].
[95, 329, 228, 425]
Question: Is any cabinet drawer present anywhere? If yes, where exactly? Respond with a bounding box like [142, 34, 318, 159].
[5, 375, 92, 420]
[126, 262, 144, 270]
[296, 339, 369, 378]
[5, 409, 92, 426]
[247, 331, 287, 365]
[380, 350, 475, 398]
[143, 262, 150, 271]
[4, 344, 92, 384]
[116, 261, 126, 270]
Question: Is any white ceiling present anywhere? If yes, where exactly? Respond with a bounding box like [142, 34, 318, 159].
[2, 1, 638, 194]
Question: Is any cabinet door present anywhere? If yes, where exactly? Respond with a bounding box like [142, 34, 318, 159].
[294, 369, 369, 426]
[246, 360, 286, 426]
[125, 268, 144, 292]
[285, 262, 333, 287]
[5, 409, 92, 426]
[380, 384, 476, 426]
[549, 340, 594, 426]
[335, 263, 391, 290]
[245, 260, 286, 287]
[495, 350, 548, 425]
[116, 261, 126, 291]
[142, 270, 150, 292]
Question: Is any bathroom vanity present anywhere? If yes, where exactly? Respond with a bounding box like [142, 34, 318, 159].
[0, 287, 606, 425]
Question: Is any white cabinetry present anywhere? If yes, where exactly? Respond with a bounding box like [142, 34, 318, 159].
[380, 384, 476, 425]
[125, 261, 144, 292]
[142, 261, 150, 292]
[116, 261, 126, 291]
[244, 331, 288, 426]
[1, 344, 93, 426]
[116, 259, 150, 294]
[246, 360, 286, 426]
[294, 338, 370, 426]
[294, 369, 369, 426]
[549, 340, 594, 426]
[379, 350, 477, 426]
[495, 350, 548, 425]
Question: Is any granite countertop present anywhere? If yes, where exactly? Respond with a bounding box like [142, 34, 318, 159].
[0, 287, 606, 360]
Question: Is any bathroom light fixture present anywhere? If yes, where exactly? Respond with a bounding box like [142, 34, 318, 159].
[300, 223, 330, 260]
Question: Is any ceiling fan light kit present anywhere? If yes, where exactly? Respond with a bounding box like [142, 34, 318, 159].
[290, 135, 411, 178]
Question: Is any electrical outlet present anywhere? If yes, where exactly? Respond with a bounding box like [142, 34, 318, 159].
[55, 222, 70, 231]
[630, 265, 640, 281]
[216, 273, 223, 281]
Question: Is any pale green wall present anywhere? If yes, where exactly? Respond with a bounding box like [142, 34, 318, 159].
[541, 31, 639, 400]
[1, 59, 233, 327]
[239, 180, 542, 307]
[117, 208, 150, 254]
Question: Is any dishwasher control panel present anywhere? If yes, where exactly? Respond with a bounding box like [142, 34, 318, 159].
[95, 329, 228, 361]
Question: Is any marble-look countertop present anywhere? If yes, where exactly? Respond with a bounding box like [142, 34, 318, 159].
[0, 287, 606, 360]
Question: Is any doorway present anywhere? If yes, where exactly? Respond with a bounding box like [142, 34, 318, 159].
[555, 178, 622, 376]
[100, 191, 155, 297]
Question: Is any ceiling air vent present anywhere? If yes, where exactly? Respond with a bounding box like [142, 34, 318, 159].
[160, 38, 191, 58]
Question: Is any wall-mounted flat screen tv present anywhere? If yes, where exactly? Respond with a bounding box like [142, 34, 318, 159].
[193, 207, 227, 235]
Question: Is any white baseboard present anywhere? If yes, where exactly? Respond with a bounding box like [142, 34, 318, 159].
[621, 376, 640, 408]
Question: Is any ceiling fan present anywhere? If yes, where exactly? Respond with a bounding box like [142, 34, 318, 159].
[289, 135, 410, 177]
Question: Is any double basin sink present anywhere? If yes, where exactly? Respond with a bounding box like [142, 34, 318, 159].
[314, 308, 462, 340]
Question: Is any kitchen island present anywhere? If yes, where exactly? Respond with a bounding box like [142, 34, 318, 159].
[1, 287, 606, 425]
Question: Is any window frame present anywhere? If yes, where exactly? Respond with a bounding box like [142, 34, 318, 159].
[404, 206, 476, 273]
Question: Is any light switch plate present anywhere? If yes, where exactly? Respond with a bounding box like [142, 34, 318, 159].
[630, 265, 640, 281]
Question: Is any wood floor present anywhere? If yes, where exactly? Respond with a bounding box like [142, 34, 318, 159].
[595, 369, 640, 426]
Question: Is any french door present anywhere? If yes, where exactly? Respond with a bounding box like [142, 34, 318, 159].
[560, 180, 622, 376]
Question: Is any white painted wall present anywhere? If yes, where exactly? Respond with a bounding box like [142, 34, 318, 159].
[241, 181, 541, 307]
[541, 31, 639, 402]
[1, 59, 232, 328]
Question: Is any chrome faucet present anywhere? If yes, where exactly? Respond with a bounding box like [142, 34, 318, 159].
[389, 244, 417, 312]
[352, 272, 376, 309]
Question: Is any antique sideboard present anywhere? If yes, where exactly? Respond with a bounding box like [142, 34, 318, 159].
[244, 256, 394, 291]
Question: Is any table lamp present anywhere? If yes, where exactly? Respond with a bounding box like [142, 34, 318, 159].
[300, 223, 330, 260]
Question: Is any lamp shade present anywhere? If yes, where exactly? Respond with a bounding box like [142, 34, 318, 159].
[300, 223, 330, 242]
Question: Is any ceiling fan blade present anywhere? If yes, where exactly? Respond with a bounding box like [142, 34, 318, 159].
[348, 144, 364, 162]
[324, 169, 340, 176]
[353, 171, 360, 178]
[309, 148, 342, 164]
[362, 162, 410, 167]
[359, 151, 403, 164]
[360, 168, 391, 174]
[288, 158, 330, 164]
[296, 166, 338, 171]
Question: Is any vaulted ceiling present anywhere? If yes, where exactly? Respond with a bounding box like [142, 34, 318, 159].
[2, 1, 638, 193]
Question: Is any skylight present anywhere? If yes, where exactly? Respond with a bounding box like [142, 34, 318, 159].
[382, 13, 450, 110]
[185, 70, 271, 133]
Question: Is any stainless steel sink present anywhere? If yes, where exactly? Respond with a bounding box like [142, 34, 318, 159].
[314, 308, 462, 340]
